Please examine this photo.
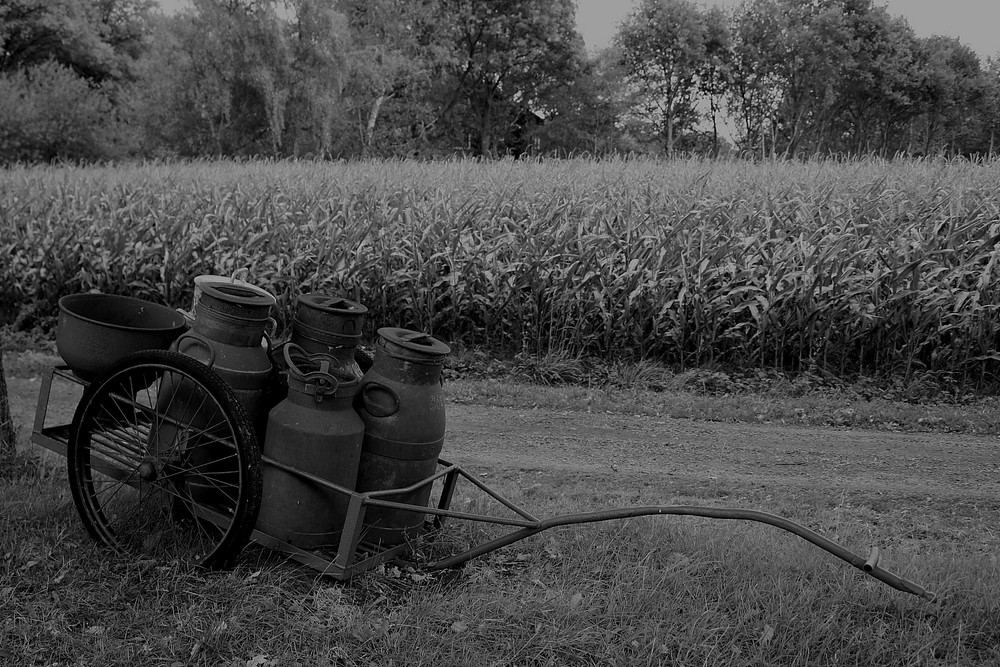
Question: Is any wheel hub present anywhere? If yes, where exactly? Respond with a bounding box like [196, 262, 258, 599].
[137, 460, 158, 482]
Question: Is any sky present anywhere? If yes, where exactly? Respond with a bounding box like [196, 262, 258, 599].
[157, 0, 998, 61]
[576, 0, 998, 59]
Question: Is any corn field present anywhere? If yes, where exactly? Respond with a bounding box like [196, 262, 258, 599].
[4, 157, 1000, 383]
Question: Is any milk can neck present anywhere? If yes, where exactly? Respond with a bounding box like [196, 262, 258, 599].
[370, 354, 443, 385]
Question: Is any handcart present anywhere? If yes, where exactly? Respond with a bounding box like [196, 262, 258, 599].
[31, 351, 937, 603]
[32, 288, 938, 603]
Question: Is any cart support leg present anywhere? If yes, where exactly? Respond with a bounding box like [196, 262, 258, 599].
[334, 493, 367, 575]
[433, 466, 459, 529]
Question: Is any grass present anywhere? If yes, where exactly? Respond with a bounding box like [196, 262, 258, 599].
[3, 344, 1000, 665]
[3, 455, 999, 666]
[5, 155, 1000, 663]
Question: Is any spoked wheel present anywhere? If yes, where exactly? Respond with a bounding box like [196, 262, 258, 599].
[68, 350, 262, 568]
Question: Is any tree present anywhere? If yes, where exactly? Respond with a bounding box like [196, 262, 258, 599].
[910, 36, 988, 155]
[616, 0, 707, 156]
[0, 0, 153, 82]
[0, 61, 117, 162]
[727, 0, 855, 157]
[434, 0, 586, 156]
[0, 0, 154, 161]
[157, 0, 294, 156]
[532, 47, 631, 155]
[697, 5, 733, 156]
[832, 4, 921, 156]
[983, 57, 1000, 155]
[334, 0, 442, 156]
[283, 0, 350, 157]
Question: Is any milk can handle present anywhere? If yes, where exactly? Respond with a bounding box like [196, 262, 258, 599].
[283, 343, 339, 400]
[260, 317, 278, 352]
[303, 370, 339, 400]
[176, 331, 216, 368]
[396, 331, 435, 345]
[361, 382, 400, 417]
[282, 342, 309, 376]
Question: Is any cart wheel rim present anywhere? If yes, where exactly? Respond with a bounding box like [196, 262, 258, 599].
[67, 350, 262, 569]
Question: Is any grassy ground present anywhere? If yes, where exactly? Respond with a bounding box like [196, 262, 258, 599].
[3, 455, 998, 666]
[2, 333, 1000, 665]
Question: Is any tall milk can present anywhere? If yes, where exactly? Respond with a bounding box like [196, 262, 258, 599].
[290, 294, 368, 380]
[158, 278, 277, 505]
[255, 345, 365, 548]
[354, 327, 451, 545]
[173, 279, 276, 433]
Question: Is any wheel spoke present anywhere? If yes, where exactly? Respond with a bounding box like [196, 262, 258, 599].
[68, 351, 262, 569]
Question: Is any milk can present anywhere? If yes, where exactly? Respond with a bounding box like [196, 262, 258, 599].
[290, 294, 368, 380]
[255, 345, 365, 548]
[173, 279, 276, 432]
[155, 278, 276, 505]
[354, 327, 451, 545]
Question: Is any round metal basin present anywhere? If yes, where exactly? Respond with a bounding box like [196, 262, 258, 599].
[57, 293, 188, 380]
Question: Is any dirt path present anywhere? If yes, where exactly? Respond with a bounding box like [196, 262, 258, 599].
[442, 404, 999, 498]
[8, 374, 999, 544]
[9, 375, 999, 496]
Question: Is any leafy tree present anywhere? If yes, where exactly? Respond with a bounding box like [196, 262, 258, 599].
[532, 47, 631, 155]
[910, 36, 988, 155]
[433, 0, 585, 156]
[983, 56, 1000, 155]
[0, 0, 154, 161]
[697, 5, 733, 155]
[0, 61, 116, 162]
[282, 0, 350, 156]
[335, 0, 443, 156]
[132, 0, 352, 157]
[728, 0, 853, 157]
[832, 4, 921, 156]
[616, 0, 707, 156]
[0, 0, 153, 82]
[160, 0, 293, 155]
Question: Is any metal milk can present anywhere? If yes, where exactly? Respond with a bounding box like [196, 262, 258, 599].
[255, 345, 365, 548]
[173, 279, 276, 432]
[155, 279, 276, 506]
[354, 327, 451, 545]
[290, 294, 368, 380]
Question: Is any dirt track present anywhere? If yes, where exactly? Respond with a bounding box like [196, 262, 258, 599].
[8, 373, 1000, 549]
[440, 404, 997, 497]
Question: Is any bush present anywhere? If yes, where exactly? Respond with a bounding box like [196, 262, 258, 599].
[0, 61, 117, 164]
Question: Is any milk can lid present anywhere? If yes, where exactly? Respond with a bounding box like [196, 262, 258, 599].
[377, 327, 451, 357]
[297, 294, 368, 315]
[198, 279, 276, 308]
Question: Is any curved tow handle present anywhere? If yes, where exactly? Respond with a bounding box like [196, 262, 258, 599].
[422, 505, 937, 603]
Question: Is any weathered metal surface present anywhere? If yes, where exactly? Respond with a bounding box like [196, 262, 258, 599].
[354, 327, 451, 545]
[256, 346, 365, 548]
[56, 293, 186, 379]
[175, 280, 276, 429]
[290, 294, 368, 379]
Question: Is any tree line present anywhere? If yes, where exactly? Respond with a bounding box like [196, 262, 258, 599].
[1, 0, 998, 163]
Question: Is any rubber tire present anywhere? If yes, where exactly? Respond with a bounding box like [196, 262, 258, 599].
[67, 350, 262, 569]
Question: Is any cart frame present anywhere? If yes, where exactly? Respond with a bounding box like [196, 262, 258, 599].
[31, 359, 938, 601]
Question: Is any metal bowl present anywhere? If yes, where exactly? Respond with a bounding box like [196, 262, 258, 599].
[57, 293, 188, 380]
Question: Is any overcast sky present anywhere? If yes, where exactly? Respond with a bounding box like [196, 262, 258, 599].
[156, 0, 998, 61]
